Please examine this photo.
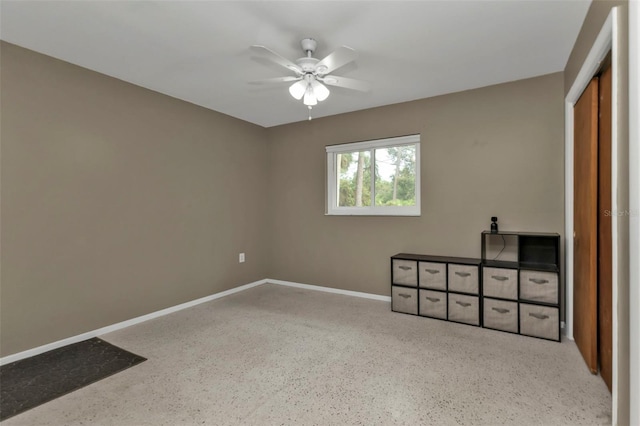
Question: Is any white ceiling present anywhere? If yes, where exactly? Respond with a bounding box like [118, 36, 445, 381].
[1, 1, 590, 128]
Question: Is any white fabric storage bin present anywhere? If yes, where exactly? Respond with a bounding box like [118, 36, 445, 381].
[447, 264, 479, 294]
[519, 303, 559, 341]
[483, 298, 518, 333]
[483, 267, 518, 300]
[419, 289, 447, 319]
[392, 259, 417, 286]
[418, 261, 446, 290]
[391, 286, 418, 315]
[447, 293, 479, 325]
[520, 270, 558, 304]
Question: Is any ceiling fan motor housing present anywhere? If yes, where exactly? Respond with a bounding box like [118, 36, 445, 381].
[298, 38, 322, 73]
[297, 57, 320, 73]
[300, 38, 317, 54]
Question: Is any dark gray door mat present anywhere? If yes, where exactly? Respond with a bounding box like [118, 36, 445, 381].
[0, 337, 146, 421]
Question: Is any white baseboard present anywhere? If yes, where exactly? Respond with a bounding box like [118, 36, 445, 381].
[0, 279, 268, 366]
[0, 278, 389, 366]
[266, 279, 392, 302]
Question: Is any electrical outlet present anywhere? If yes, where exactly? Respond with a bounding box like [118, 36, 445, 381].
[239, 253, 245, 263]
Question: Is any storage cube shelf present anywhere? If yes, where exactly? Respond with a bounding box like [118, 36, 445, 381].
[391, 231, 561, 342]
[481, 231, 561, 341]
[391, 254, 482, 326]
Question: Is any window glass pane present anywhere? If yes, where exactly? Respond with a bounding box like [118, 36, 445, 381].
[337, 150, 372, 207]
[374, 145, 416, 206]
[326, 135, 420, 216]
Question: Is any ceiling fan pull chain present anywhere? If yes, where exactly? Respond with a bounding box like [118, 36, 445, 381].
[308, 106, 313, 121]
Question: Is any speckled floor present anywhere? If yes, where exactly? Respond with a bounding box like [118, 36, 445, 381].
[3, 284, 611, 425]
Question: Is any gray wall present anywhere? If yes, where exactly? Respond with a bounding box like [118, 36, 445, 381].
[266, 73, 565, 297]
[0, 42, 270, 356]
[564, 1, 630, 424]
[0, 44, 567, 373]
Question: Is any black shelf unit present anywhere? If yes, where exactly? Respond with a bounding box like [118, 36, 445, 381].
[480, 231, 561, 342]
[391, 253, 482, 327]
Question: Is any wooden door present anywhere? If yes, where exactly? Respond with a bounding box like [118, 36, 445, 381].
[573, 77, 599, 374]
[598, 64, 613, 391]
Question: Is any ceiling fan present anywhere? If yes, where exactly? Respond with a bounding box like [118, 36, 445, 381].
[250, 38, 370, 110]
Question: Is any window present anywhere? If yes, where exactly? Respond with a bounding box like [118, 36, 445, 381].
[326, 134, 420, 216]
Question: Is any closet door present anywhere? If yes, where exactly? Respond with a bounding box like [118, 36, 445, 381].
[573, 77, 599, 374]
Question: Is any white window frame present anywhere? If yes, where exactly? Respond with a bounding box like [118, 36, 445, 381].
[326, 134, 421, 216]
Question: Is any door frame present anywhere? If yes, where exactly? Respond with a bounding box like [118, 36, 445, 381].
[564, 6, 619, 422]
[628, 1, 639, 424]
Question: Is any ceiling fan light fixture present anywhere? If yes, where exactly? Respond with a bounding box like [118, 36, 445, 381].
[311, 80, 330, 101]
[289, 80, 308, 100]
[303, 86, 318, 106]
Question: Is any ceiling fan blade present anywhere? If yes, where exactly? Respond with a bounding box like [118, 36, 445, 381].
[319, 75, 370, 92]
[315, 46, 358, 74]
[249, 76, 302, 85]
[250, 45, 302, 74]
